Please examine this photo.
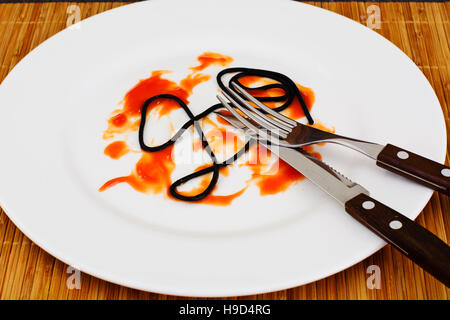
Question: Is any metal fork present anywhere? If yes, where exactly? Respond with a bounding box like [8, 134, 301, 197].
[216, 82, 450, 195]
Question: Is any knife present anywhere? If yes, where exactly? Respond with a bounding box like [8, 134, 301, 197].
[216, 112, 450, 287]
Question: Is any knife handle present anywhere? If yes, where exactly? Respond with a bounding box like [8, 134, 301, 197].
[376, 144, 450, 196]
[345, 193, 450, 287]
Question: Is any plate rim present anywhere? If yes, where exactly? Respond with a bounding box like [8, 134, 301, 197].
[0, 0, 446, 297]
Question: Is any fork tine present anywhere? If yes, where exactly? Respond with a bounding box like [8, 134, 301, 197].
[221, 90, 288, 139]
[216, 94, 263, 136]
[222, 88, 290, 136]
[216, 94, 284, 143]
[231, 82, 298, 127]
[225, 84, 293, 133]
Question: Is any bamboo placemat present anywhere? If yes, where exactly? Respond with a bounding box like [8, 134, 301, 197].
[0, 1, 449, 300]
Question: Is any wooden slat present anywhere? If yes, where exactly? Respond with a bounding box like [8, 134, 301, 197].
[0, 1, 448, 300]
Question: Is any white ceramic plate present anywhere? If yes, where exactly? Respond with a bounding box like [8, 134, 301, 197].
[0, 0, 445, 297]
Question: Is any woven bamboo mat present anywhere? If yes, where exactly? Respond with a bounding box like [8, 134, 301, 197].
[0, 1, 449, 300]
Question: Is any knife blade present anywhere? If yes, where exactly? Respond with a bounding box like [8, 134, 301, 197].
[215, 112, 366, 204]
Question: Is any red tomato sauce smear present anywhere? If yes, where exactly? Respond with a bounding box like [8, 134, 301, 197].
[99, 52, 330, 206]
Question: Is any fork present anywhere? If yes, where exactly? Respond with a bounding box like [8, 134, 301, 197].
[216, 93, 450, 287]
[216, 82, 450, 196]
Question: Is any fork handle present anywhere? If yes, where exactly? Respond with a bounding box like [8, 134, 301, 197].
[376, 144, 450, 196]
[345, 193, 450, 287]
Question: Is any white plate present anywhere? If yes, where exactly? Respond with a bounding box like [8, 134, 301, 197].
[0, 0, 445, 297]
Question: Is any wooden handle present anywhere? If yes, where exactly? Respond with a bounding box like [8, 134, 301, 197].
[345, 193, 450, 287]
[376, 144, 450, 195]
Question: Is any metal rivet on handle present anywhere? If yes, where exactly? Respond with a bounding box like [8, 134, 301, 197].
[397, 151, 409, 159]
[389, 220, 402, 229]
[362, 201, 375, 210]
[441, 168, 450, 177]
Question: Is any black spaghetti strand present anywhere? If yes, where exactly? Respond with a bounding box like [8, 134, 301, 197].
[138, 67, 314, 202]
[217, 67, 314, 124]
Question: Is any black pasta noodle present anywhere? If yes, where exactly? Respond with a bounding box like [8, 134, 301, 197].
[138, 67, 314, 201]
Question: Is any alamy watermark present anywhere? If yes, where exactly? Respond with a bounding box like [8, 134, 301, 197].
[66, 5, 81, 30]
[66, 265, 81, 290]
[366, 5, 381, 30]
[366, 265, 381, 289]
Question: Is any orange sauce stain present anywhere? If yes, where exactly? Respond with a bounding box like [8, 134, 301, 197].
[180, 73, 211, 95]
[254, 159, 305, 195]
[237, 75, 263, 87]
[104, 141, 129, 159]
[236, 76, 315, 120]
[99, 145, 175, 194]
[192, 126, 245, 161]
[205, 127, 244, 154]
[123, 70, 187, 116]
[247, 87, 286, 98]
[283, 84, 315, 120]
[220, 165, 230, 177]
[192, 139, 203, 153]
[100, 53, 234, 202]
[190, 52, 234, 72]
[110, 113, 127, 127]
[100, 52, 324, 206]
[246, 144, 271, 169]
[200, 116, 219, 129]
[245, 144, 320, 195]
[198, 188, 247, 206]
[173, 164, 245, 206]
[103, 70, 190, 138]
